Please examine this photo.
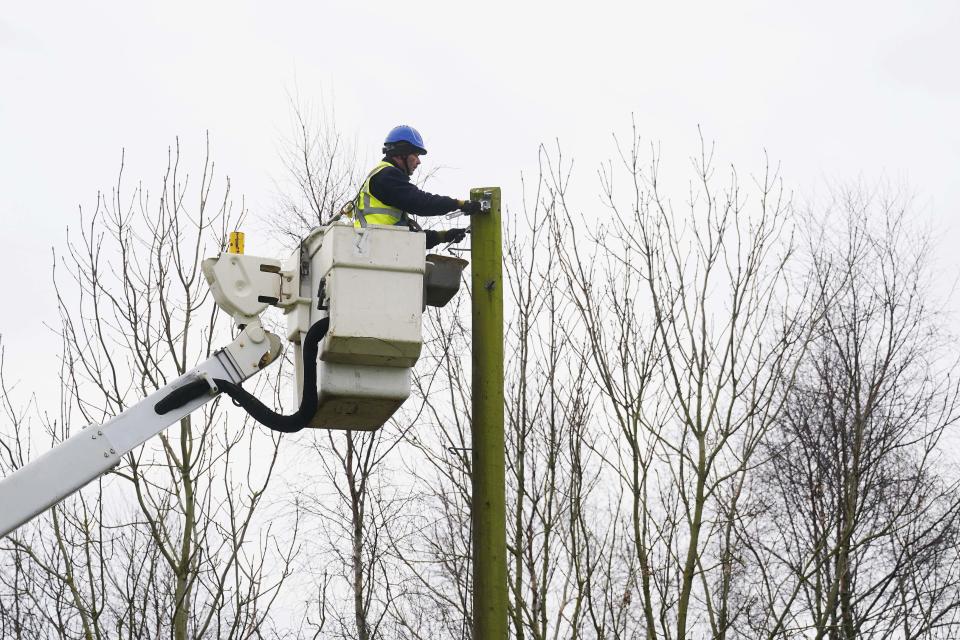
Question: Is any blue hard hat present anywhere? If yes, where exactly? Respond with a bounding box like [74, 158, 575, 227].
[383, 125, 427, 155]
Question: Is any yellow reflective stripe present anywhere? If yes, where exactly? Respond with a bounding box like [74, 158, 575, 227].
[363, 214, 401, 225]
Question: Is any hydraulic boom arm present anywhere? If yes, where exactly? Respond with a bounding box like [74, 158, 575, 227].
[0, 322, 282, 538]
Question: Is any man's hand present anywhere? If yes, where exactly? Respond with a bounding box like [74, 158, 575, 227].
[444, 227, 468, 244]
[459, 199, 484, 215]
[425, 228, 469, 249]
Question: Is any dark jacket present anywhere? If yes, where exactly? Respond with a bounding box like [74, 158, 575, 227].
[368, 160, 460, 217]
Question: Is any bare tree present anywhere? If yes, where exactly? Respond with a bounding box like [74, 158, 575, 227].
[749, 185, 960, 640]
[381, 299, 475, 640]
[499, 161, 601, 640]
[0, 136, 298, 639]
[272, 94, 361, 242]
[0, 338, 60, 640]
[550, 127, 811, 640]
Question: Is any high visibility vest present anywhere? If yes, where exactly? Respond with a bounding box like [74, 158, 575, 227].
[354, 161, 408, 228]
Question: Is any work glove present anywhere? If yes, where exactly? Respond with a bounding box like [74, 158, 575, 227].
[459, 199, 484, 215]
[444, 227, 468, 244]
[425, 228, 468, 249]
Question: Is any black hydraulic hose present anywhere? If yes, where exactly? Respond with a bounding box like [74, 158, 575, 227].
[153, 318, 329, 433]
[213, 317, 329, 434]
[155, 379, 210, 415]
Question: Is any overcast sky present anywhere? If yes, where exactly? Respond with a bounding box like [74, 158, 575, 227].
[2, 0, 959, 399]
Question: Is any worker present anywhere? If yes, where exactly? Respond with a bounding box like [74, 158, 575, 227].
[353, 125, 483, 249]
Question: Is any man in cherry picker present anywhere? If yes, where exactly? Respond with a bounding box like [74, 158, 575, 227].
[353, 125, 483, 248]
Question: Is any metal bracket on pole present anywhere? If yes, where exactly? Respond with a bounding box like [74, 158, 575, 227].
[478, 190, 493, 213]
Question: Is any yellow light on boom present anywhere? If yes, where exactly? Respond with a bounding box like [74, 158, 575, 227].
[228, 231, 245, 254]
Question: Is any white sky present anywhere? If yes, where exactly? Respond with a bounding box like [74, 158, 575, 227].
[2, 0, 959, 399]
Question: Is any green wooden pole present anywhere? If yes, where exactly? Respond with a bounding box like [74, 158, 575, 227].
[469, 186, 507, 639]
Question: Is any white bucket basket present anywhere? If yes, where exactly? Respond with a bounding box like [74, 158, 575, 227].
[286, 223, 427, 431]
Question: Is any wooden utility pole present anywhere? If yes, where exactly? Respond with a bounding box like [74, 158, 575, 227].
[469, 186, 507, 639]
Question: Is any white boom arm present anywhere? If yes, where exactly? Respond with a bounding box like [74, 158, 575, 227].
[0, 322, 282, 538]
